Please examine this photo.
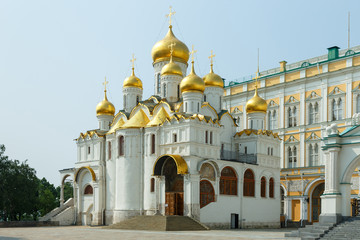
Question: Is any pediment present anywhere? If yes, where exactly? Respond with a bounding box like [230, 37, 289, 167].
[285, 96, 299, 105]
[285, 135, 299, 144]
[306, 91, 321, 101]
[329, 86, 345, 97]
[232, 107, 243, 114]
[306, 132, 321, 142]
[268, 100, 279, 108]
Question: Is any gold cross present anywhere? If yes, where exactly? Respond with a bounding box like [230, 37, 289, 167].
[168, 42, 176, 55]
[209, 50, 215, 65]
[130, 54, 136, 68]
[166, 6, 176, 26]
[189, 45, 197, 62]
[103, 76, 108, 92]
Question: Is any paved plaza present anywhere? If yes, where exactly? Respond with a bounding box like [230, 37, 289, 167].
[0, 226, 300, 240]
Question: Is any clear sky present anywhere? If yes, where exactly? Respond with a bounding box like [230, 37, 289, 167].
[1, 0, 359, 185]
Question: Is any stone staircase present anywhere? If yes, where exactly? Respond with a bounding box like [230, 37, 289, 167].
[105, 215, 209, 231]
[321, 216, 360, 239]
[285, 222, 336, 240]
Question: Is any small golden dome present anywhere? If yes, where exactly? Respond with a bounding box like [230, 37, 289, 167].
[161, 55, 183, 76]
[123, 68, 143, 89]
[151, 25, 189, 64]
[180, 61, 205, 93]
[203, 65, 223, 88]
[245, 89, 267, 113]
[96, 91, 115, 116]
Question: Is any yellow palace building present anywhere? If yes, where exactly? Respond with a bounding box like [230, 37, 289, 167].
[223, 45, 360, 226]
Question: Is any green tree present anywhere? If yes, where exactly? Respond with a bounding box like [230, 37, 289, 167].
[56, 181, 74, 203]
[37, 178, 57, 217]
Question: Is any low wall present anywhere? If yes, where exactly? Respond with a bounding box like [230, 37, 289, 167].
[0, 221, 59, 228]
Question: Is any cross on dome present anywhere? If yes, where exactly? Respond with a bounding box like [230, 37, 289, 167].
[209, 50, 216, 66]
[189, 45, 197, 62]
[166, 6, 176, 26]
[130, 54, 136, 69]
[103, 76, 109, 92]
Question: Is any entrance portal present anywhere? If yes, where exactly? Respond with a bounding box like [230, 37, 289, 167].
[311, 183, 324, 222]
[163, 157, 184, 216]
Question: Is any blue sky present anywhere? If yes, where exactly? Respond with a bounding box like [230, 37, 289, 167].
[1, 0, 359, 185]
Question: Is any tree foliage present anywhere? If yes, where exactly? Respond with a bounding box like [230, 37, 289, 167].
[0, 144, 73, 221]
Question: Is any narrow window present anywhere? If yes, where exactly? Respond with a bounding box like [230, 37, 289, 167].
[244, 146, 247, 154]
[204, 94, 207, 102]
[118, 136, 124, 156]
[151, 134, 155, 154]
[210, 131, 213, 145]
[124, 96, 126, 109]
[314, 102, 319, 123]
[309, 103, 314, 124]
[163, 83, 166, 98]
[108, 142, 111, 159]
[338, 99, 343, 120]
[269, 178, 274, 198]
[173, 133, 177, 143]
[197, 102, 200, 112]
[150, 178, 155, 192]
[261, 177, 266, 198]
[136, 96, 139, 104]
[185, 102, 187, 112]
[271, 148, 273, 156]
[88, 146, 91, 154]
[293, 107, 297, 127]
[84, 185, 93, 195]
[243, 169, 255, 197]
[157, 74, 161, 93]
[177, 85, 180, 99]
[205, 131, 208, 144]
[288, 147, 293, 168]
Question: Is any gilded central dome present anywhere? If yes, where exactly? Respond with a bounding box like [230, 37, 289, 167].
[151, 25, 189, 64]
[245, 89, 267, 113]
[96, 91, 115, 116]
[203, 65, 224, 88]
[180, 61, 205, 93]
[123, 68, 143, 89]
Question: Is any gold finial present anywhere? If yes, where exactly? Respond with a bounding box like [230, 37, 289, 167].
[209, 50, 215, 72]
[130, 54, 136, 75]
[189, 45, 197, 62]
[103, 76, 109, 92]
[166, 6, 176, 26]
[254, 48, 260, 94]
[168, 42, 176, 61]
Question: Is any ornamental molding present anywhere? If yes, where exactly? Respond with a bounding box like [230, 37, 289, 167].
[305, 91, 322, 101]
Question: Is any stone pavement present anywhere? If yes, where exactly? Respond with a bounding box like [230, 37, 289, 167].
[0, 226, 300, 240]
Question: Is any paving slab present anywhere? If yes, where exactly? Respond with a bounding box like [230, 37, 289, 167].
[0, 226, 300, 240]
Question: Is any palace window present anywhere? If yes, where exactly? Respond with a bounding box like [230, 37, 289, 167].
[118, 135, 124, 156]
[108, 142, 111, 159]
[269, 178, 274, 198]
[309, 102, 319, 124]
[332, 98, 343, 121]
[220, 167, 237, 195]
[268, 110, 277, 130]
[288, 146, 297, 168]
[150, 178, 155, 192]
[309, 143, 319, 166]
[84, 185, 93, 195]
[243, 169, 255, 197]
[200, 180, 215, 208]
[151, 134, 155, 154]
[261, 177, 266, 198]
[288, 107, 297, 127]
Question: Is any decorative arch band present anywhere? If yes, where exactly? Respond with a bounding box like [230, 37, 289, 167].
[153, 154, 188, 176]
[74, 166, 96, 183]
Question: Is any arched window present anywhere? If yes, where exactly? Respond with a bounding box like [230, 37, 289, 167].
[200, 180, 215, 208]
[205, 131, 208, 144]
[163, 83, 166, 98]
[84, 185, 93, 195]
[151, 134, 155, 154]
[288, 107, 297, 127]
[243, 169, 255, 197]
[118, 135, 124, 156]
[150, 178, 155, 192]
[261, 177, 266, 198]
[332, 98, 343, 120]
[269, 178, 274, 198]
[108, 142, 111, 159]
[309, 143, 319, 166]
[210, 131, 213, 145]
[220, 167, 237, 195]
[309, 103, 314, 124]
[173, 133, 177, 143]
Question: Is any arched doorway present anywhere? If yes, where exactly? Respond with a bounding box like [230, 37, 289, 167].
[311, 183, 324, 223]
[153, 155, 188, 216]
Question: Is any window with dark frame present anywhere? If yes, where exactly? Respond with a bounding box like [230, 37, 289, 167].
[261, 177, 266, 198]
[220, 167, 237, 195]
[200, 180, 215, 208]
[84, 185, 93, 195]
[269, 178, 274, 198]
[150, 178, 155, 192]
[118, 135, 124, 156]
[243, 169, 255, 197]
[108, 142, 111, 159]
[151, 134, 155, 154]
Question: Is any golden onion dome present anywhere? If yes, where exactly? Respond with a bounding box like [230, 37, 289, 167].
[123, 67, 143, 89]
[151, 25, 189, 64]
[203, 64, 224, 88]
[180, 61, 205, 93]
[161, 55, 183, 76]
[96, 91, 115, 116]
[245, 88, 267, 114]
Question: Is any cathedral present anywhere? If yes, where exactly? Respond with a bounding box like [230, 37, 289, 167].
[42, 11, 282, 229]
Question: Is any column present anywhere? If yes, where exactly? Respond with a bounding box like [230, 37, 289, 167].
[184, 174, 200, 220]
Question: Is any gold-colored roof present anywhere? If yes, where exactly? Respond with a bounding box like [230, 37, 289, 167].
[161, 56, 183, 76]
[123, 67, 143, 89]
[245, 88, 267, 113]
[235, 129, 281, 140]
[96, 91, 115, 116]
[180, 61, 205, 93]
[147, 107, 170, 127]
[107, 118, 125, 134]
[153, 154, 188, 176]
[122, 108, 150, 128]
[203, 65, 223, 88]
[151, 25, 189, 64]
